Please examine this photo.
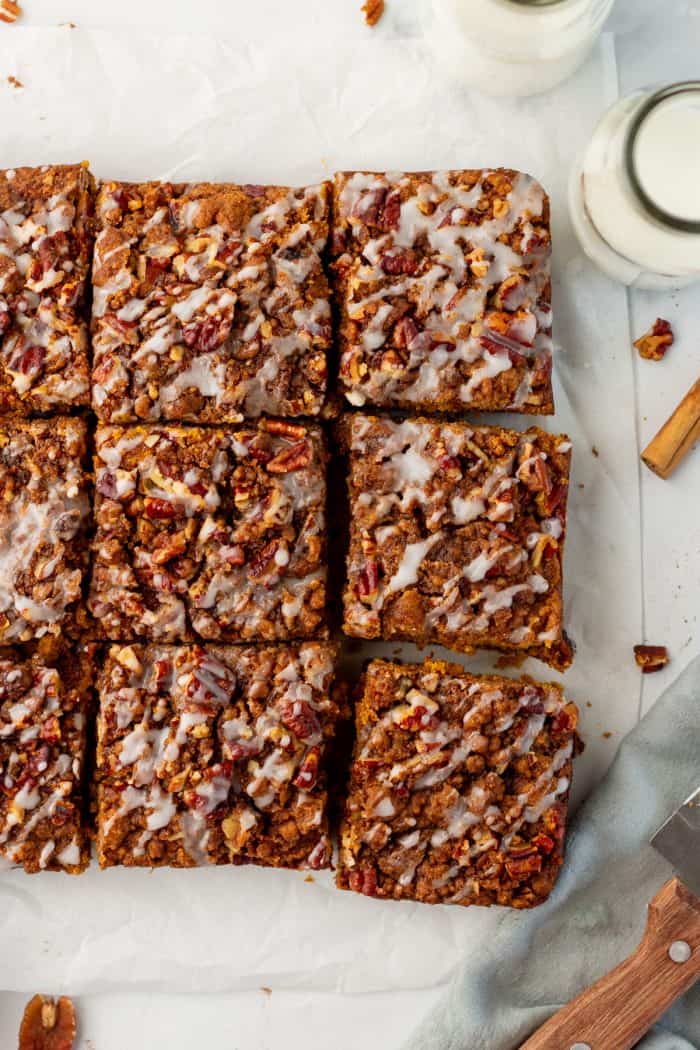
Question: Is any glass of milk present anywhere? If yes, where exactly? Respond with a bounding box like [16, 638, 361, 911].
[569, 81, 700, 289]
[427, 0, 615, 98]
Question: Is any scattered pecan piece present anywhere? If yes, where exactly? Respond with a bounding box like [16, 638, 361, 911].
[634, 644, 669, 674]
[7, 74, 23, 88]
[634, 318, 674, 361]
[19, 995, 76, 1050]
[0, 0, 21, 23]
[361, 0, 384, 26]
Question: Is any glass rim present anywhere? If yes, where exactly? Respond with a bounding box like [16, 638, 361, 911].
[624, 80, 700, 234]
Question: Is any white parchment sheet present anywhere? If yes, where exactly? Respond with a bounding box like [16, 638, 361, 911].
[0, 24, 642, 995]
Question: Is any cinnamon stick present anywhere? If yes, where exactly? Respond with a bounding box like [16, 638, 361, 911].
[641, 377, 700, 478]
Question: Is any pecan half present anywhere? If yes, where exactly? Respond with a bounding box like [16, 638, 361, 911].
[634, 318, 674, 361]
[633, 644, 669, 674]
[19, 995, 76, 1050]
[266, 441, 311, 474]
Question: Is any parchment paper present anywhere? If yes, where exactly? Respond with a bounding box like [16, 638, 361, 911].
[0, 22, 642, 995]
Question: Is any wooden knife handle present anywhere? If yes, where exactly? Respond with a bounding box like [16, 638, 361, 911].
[520, 878, 700, 1050]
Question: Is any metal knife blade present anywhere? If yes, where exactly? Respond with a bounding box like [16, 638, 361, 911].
[651, 785, 700, 897]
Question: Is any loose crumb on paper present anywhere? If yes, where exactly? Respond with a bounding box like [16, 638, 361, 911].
[634, 318, 674, 361]
[362, 0, 385, 26]
[591, 446, 599, 458]
[7, 75, 23, 88]
[0, 0, 21, 24]
[261, 986, 272, 996]
[304, 873, 315, 882]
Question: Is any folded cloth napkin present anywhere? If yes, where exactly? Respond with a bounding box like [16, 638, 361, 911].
[404, 655, 700, 1050]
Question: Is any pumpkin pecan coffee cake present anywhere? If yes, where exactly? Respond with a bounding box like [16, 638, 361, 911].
[337, 659, 579, 908]
[0, 164, 94, 415]
[0, 417, 90, 644]
[95, 642, 340, 870]
[331, 169, 553, 414]
[342, 414, 572, 668]
[88, 420, 327, 642]
[91, 180, 331, 423]
[0, 642, 94, 874]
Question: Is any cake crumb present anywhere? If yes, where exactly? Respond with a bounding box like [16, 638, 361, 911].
[591, 446, 599, 458]
[304, 874, 315, 883]
[602, 731, 613, 739]
[261, 986, 272, 996]
[7, 75, 23, 89]
[361, 0, 385, 26]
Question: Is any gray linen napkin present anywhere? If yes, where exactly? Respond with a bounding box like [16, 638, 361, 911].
[404, 655, 700, 1050]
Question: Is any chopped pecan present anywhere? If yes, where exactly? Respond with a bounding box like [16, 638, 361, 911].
[505, 849, 543, 879]
[280, 699, 321, 741]
[143, 497, 177, 520]
[293, 746, 321, 790]
[633, 644, 669, 674]
[18, 995, 76, 1050]
[634, 318, 674, 361]
[357, 559, 379, 602]
[262, 419, 308, 440]
[361, 0, 384, 26]
[266, 441, 311, 474]
[151, 530, 187, 566]
[348, 864, 378, 895]
[248, 539, 285, 580]
[381, 248, 418, 276]
[182, 315, 232, 353]
[381, 189, 401, 230]
[0, 0, 22, 24]
[393, 316, 419, 348]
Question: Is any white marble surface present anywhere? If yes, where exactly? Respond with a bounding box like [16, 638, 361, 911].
[0, 0, 698, 1046]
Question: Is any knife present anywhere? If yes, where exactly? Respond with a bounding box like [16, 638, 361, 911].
[520, 786, 700, 1050]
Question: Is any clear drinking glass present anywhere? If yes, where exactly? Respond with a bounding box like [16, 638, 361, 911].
[569, 81, 700, 289]
[427, 0, 615, 98]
